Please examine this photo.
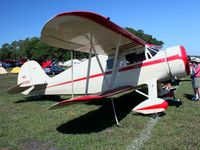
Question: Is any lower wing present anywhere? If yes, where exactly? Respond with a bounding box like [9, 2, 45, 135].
[48, 86, 133, 109]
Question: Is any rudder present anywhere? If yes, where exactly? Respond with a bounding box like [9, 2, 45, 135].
[18, 60, 50, 86]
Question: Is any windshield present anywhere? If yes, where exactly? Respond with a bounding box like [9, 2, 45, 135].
[146, 45, 161, 59]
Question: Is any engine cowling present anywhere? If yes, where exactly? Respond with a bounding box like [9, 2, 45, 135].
[165, 45, 190, 78]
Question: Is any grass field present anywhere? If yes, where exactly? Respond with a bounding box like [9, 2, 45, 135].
[0, 74, 200, 150]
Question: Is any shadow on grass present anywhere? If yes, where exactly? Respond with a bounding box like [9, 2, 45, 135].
[176, 79, 191, 82]
[184, 94, 194, 101]
[165, 99, 182, 107]
[133, 112, 166, 118]
[14, 95, 64, 103]
[57, 92, 145, 134]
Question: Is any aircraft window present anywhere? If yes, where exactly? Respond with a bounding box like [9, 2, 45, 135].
[147, 47, 159, 57]
[150, 47, 160, 52]
[147, 53, 151, 59]
[106, 59, 114, 69]
[149, 49, 157, 56]
[125, 52, 145, 65]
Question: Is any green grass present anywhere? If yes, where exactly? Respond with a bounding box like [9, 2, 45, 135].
[0, 74, 200, 150]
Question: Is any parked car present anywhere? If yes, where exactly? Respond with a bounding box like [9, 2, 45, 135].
[2, 62, 12, 68]
[1, 60, 21, 68]
[44, 65, 64, 75]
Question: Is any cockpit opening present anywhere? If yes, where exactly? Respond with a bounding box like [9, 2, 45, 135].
[125, 51, 146, 65]
[106, 44, 162, 70]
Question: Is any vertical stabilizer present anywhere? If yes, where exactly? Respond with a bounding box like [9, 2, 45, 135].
[18, 60, 50, 86]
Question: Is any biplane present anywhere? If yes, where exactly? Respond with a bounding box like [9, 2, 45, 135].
[8, 11, 190, 125]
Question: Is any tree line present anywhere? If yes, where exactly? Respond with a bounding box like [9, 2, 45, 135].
[0, 28, 164, 61]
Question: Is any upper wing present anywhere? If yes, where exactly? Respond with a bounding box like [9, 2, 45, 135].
[48, 86, 133, 109]
[41, 11, 145, 55]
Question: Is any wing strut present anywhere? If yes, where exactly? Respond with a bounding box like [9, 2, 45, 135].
[92, 45, 110, 88]
[109, 34, 121, 126]
[85, 35, 122, 126]
[71, 50, 74, 98]
[85, 44, 93, 95]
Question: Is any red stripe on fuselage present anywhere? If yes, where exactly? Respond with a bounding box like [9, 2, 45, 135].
[47, 54, 181, 88]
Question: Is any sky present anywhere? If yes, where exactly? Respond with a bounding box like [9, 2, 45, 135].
[0, 0, 199, 55]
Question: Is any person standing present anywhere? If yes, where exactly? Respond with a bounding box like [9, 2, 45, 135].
[193, 58, 200, 101]
[190, 59, 199, 100]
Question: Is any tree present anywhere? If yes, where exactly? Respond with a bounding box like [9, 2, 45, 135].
[10, 41, 20, 60]
[125, 27, 164, 46]
[0, 43, 12, 60]
[32, 40, 51, 60]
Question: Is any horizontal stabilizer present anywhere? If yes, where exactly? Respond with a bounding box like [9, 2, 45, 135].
[7, 83, 48, 94]
[132, 98, 168, 114]
[7, 84, 32, 94]
[49, 86, 133, 109]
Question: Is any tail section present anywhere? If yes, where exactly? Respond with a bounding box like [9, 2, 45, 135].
[8, 60, 50, 94]
[18, 60, 50, 86]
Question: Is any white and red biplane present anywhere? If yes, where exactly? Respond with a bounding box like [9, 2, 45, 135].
[8, 11, 190, 125]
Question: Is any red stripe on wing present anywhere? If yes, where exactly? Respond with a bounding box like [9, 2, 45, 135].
[48, 86, 133, 109]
